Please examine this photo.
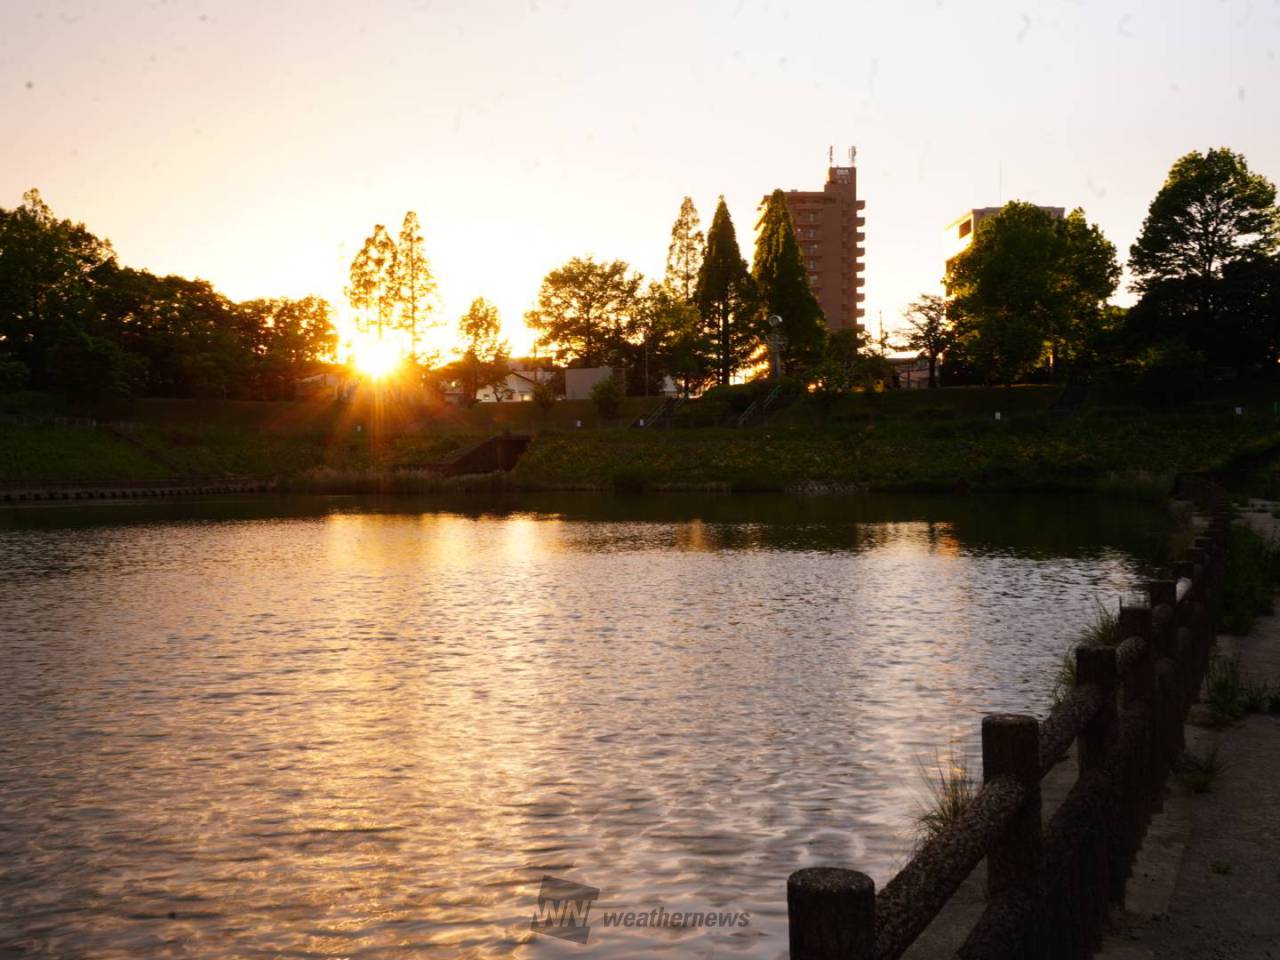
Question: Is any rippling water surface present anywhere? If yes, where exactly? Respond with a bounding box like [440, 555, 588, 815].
[0, 493, 1165, 958]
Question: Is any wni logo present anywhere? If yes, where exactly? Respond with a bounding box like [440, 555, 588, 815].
[530, 875, 600, 944]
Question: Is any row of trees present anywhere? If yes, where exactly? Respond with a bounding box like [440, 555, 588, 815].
[911, 148, 1280, 391]
[521, 190, 828, 395]
[0, 190, 337, 399]
[347, 212, 439, 359]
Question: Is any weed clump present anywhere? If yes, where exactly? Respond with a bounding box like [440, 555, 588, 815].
[913, 752, 978, 851]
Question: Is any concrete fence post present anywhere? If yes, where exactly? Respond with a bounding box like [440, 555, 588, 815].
[787, 868, 875, 960]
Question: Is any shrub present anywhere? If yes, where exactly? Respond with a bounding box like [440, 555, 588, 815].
[1205, 655, 1247, 722]
[590, 375, 623, 420]
[1222, 525, 1280, 634]
[532, 380, 557, 415]
[0, 356, 30, 392]
[1176, 747, 1224, 794]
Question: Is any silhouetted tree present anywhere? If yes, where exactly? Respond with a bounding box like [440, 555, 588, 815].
[1125, 149, 1280, 379]
[665, 197, 704, 303]
[239, 296, 338, 398]
[695, 198, 756, 385]
[347, 224, 397, 337]
[1130, 148, 1279, 292]
[0, 190, 338, 400]
[394, 211, 437, 361]
[752, 189, 825, 373]
[525, 256, 642, 368]
[0, 189, 114, 388]
[455, 296, 510, 402]
[899, 294, 954, 388]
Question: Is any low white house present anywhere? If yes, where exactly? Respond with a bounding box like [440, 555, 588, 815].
[295, 371, 354, 400]
[476, 368, 555, 403]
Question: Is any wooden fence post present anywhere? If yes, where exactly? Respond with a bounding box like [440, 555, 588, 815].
[983, 715, 1043, 900]
[1077, 645, 1121, 913]
[1077, 647, 1117, 773]
[788, 868, 875, 960]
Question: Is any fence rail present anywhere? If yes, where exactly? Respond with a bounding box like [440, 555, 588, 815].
[788, 476, 1231, 960]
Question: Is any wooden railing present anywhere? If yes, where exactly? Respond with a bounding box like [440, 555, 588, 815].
[788, 478, 1231, 960]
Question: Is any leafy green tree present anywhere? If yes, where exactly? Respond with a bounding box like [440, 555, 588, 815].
[394, 211, 438, 362]
[1052, 211, 1120, 377]
[1130, 148, 1280, 291]
[1125, 150, 1280, 378]
[0, 190, 343, 400]
[0, 189, 115, 387]
[695, 198, 757, 385]
[102, 270, 245, 398]
[947, 202, 1117, 384]
[752, 189, 826, 372]
[1123, 253, 1280, 376]
[898, 295, 954, 388]
[949, 306, 1043, 387]
[239, 296, 338, 398]
[456, 296, 510, 403]
[347, 224, 398, 338]
[47, 324, 145, 399]
[809, 327, 891, 399]
[628, 283, 706, 396]
[1218, 256, 1280, 371]
[665, 197, 704, 303]
[525, 256, 642, 368]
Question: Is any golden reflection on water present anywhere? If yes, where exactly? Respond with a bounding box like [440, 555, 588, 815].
[0, 502, 1155, 958]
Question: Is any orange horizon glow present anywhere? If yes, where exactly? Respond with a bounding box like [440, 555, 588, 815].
[4, 1, 1269, 360]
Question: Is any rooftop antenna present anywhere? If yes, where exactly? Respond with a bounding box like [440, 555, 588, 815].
[848, 146, 857, 165]
[828, 145, 834, 166]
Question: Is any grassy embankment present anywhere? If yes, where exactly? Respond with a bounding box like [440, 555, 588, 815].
[2, 385, 1279, 495]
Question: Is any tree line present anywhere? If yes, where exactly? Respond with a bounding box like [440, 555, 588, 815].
[910, 147, 1280, 395]
[5, 146, 1275, 405]
[518, 189, 828, 397]
[0, 190, 337, 399]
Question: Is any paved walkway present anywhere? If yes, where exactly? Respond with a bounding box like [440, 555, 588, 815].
[1098, 505, 1280, 960]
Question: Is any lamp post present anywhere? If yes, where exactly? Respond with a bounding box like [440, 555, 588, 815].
[766, 314, 786, 380]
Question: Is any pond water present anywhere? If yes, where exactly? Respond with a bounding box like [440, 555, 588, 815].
[0, 493, 1168, 958]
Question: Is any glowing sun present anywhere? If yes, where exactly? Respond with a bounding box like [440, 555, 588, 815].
[351, 335, 401, 380]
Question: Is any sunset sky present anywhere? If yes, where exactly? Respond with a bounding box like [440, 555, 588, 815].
[2, 0, 1276, 356]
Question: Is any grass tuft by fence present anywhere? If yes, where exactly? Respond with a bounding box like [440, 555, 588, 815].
[913, 752, 979, 851]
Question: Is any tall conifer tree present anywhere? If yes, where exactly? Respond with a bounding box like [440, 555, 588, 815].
[394, 211, 437, 361]
[665, 197, 705, 303]
[752, 189, 826, 372]
[694, 198, 755, 384]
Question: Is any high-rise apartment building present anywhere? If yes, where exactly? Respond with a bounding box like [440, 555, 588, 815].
[778, 156, 866, 333]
